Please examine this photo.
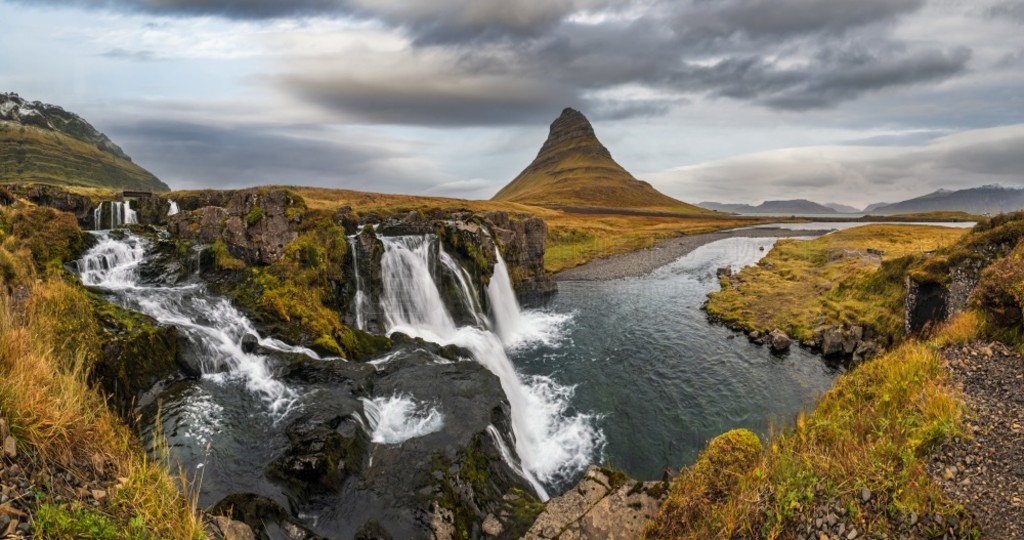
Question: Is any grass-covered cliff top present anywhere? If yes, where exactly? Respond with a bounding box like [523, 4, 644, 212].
[706, 224, 968, 343]
[271, 185, 766, 273]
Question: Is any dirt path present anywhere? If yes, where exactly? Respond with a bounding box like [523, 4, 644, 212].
[932, 341, 1024, 539]
[554, 227, 833, 281]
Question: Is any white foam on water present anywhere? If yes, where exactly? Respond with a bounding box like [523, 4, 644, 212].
[487, 250, 573, 351]
[377, 235, 603, 496]
[78, 231, 301, 416]
[361, 394, 445, 444]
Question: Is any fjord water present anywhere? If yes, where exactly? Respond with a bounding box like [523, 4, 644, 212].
[513, 237, 841, 481]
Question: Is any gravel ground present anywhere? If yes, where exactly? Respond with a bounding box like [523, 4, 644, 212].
[555, 227, 834, 281]
[931, 341, 1024, 540]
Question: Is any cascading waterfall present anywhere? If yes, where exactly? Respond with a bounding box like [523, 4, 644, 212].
[438, 246, 487, 328]
[348, 236, 369, 330]
[93, 201, 138, 230]
[168, 199, 179, 216]
[377, 235, 600, 499]
[77, 231, 320, 415]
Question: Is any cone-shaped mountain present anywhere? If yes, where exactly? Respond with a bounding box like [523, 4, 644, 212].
[493, 108, 705, 213]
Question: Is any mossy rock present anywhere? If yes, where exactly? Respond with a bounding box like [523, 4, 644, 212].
[693, 429, 763, 487]
[91, 298, 180, 417]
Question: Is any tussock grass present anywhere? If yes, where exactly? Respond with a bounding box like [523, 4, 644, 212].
[647, 338, 968, 538]
[0, 205, 205, 538]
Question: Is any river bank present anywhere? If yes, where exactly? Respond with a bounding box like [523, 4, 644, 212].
[554, 227, 833, 281]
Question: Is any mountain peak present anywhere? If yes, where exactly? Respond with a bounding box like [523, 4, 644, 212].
[534, 107, 613, 165]
[491, 108, 707, 213]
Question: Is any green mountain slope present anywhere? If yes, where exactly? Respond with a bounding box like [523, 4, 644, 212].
[493, 108, 708, 214]
[0, 92, 168, 192]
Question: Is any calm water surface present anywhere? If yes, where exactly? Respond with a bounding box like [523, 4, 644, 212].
[513, 237, 841, 481]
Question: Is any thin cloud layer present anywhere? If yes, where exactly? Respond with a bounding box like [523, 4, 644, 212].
[648, 125, 1024, 207]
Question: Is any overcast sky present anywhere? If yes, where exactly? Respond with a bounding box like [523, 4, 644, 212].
[1, 0, 1022, 207]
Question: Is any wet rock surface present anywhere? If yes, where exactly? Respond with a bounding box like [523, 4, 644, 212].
[525, 466, 666, 540]
[930, 342, 1024, 539]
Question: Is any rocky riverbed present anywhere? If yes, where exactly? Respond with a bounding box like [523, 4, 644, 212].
[555, 228, 833, 281]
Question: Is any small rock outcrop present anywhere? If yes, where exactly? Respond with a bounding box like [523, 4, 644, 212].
[525, 466, 666, 540]
[168, 189, 303, 265]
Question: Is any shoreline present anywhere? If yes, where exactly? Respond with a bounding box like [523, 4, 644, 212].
[554, 227, 833, 281]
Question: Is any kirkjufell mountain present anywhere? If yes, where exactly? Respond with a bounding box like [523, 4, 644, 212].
[493, 108, 706, 213]
[0, 92, 168, 191]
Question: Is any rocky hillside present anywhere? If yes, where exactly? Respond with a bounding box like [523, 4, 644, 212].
[493, 108, 707, 214]
[0, 92, 168, 192]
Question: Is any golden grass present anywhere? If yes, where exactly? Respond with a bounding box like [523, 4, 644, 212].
[0, 205, 205, 538]
[707, 225, 968, 343]
[647, 338, 969, 538]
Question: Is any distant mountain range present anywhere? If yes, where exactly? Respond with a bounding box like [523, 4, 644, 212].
[865, 185, 1024, 215]
[698, 199, 842, 214]
[0, 92, 168, 191]
[701, 186, 1024, 216]
[493, 108, 708, 214]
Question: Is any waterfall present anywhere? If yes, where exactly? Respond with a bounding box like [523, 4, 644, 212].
[349, 236, 368, 330]
[487, 250, 571, 351]
[77, 231, 317, 415]
[361, 394, 445, 444]
[168, 199, 179, 216]
[438, 246, 487, 328]
[95, 201, 138, 229]
[377, 235, 600, 498]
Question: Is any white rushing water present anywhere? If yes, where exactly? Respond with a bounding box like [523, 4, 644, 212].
[487, 251, 570, 351]
[77, 231, 311, 415]
[167, 199, 179, 216]
[376, 235, 599, 499]
[361, 394, 445, 444]
[93, 201, 138, 230]
[348, 236, 369, 330]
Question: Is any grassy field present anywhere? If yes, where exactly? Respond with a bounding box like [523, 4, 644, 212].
[706, 224, 969, 343]
[646, 315, 977, 538]
[0, 122, 168, 192]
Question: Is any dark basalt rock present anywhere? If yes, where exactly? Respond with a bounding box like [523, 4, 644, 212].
[210, 493, 324, 540]
[266, 413, 370, 496]
[240, 333, 259, 354]
[1, 184, 95, 227]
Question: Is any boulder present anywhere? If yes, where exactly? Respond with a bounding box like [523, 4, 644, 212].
[716, 266, 732, 279]
[210, 493, 323, 540]
[266, 414, 368, 496]
[767, 329, 791, 353]
[240, 333, 259, 354]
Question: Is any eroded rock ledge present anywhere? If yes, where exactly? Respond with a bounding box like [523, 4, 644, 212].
[524, 467, 666, 540]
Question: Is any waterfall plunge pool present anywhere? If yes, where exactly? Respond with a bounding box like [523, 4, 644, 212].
[512, 236, 841, 482]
